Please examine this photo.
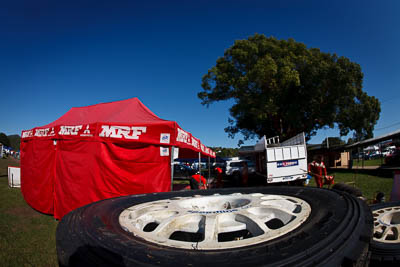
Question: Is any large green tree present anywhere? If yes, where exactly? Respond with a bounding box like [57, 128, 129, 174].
[199, 34, 381, 143]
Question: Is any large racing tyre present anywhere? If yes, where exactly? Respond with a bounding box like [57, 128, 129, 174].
[332, 183, 363, 198]
[56, 187, 372, 267]
[370, 201, 400, 266]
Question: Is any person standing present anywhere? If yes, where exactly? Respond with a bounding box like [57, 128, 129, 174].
[215, 166, 223, 188]
[308, 155, 327, 188]
[241, 161, 249, 187]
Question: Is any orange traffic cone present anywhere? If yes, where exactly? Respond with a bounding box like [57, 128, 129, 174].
[390, 170, 400, 201]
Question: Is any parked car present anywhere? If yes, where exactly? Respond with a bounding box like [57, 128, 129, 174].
[173, 163, 195, 179]
[353, 152, 368, 160]
[368, 151, 382, 159]
[191, 162, 207, 171]
[382, 146, 396, 157]
[224, 159, 256, 176]
[384, 148, 400, 166]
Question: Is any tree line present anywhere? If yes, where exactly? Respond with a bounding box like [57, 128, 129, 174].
[0, 133, 21, 151]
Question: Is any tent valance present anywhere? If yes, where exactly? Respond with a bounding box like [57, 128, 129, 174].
[21, 98, 215, 158]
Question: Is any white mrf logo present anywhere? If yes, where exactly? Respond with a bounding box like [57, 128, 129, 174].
[59, 125, 83, 135]
[99, 125, 147, 140]
[191, 138, 199, 149]
[34, 127, 55, 137]
[22, 130, 33, 138]
[176, 128, 190, 144]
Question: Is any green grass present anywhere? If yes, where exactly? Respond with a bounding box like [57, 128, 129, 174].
[308, 169, 393, 202]
[352, 158, 384, 167]
[0, 158, 58, 267]
[0, 157, 395, 266]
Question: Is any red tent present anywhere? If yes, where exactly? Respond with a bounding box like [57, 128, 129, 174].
[20, 98, 215, 219]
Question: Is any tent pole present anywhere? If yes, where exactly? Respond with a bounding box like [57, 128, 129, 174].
[170, 146, 175, 191]
[208, 156, 211, 181]
[198, 152, 202, 188]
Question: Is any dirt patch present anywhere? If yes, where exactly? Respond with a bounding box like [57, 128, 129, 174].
[0, 157, 20, 176]
[6, 205, 42, 219]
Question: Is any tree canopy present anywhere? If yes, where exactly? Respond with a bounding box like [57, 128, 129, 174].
[198, 34, 381, 143]
[210, 147, 239, 158]
[322, 137, 345, 148]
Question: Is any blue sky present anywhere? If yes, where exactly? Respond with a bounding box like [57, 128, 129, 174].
[1, 0, 400, 147]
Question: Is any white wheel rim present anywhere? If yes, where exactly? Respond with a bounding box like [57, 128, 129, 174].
[119, 193, 311, 250]
[373, 206, 400, 243]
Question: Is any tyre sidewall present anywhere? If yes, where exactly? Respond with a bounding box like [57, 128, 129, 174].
[370, 201, 400, 263]
[57, 187, 371, 266]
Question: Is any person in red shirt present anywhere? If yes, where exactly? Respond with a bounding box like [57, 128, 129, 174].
[190, 172, 208, 190]
[308, 155, 327, 188]
[215, 166, 223, 188]
[241, 161, 249, 187]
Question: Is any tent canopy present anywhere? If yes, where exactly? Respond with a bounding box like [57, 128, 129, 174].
[21, 98, 215, 158]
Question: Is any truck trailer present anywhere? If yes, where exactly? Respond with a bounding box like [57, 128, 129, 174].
[241, 132, 308, 184]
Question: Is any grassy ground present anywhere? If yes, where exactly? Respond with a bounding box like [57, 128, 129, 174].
[352, 158, 384, 167]
[0, 158, 58, 267]
[308, 169, 394, 202]
[0, 156, 395, 266]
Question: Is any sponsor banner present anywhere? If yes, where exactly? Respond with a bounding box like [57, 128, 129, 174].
[160, 133, 170, 144]
[176, 127, 191, 144]
[35, 127, 56, 137]
[176, 127, 201, 151]
[21, 130, 34, 139]
[22, 123, 215, 157]
[22, 124, 97, 139]
[160, 147, 169, 156]
[80, 125, 94, 137]
[277, 160, 299, 168]
[22, 123, 164, 144]
[99, 125, 147, 140]
[97, 124, 173, 145]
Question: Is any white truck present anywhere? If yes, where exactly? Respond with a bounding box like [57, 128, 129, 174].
[249, 132, 308, 184]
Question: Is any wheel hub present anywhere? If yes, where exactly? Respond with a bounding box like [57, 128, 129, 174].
[119, 193, 311, 250]
[373, 206, 400, 243]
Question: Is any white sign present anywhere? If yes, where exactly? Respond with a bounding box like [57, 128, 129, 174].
[160, 133, 170, 144]
[160, 147, 169, 156]
[8, 167, 21, 188]
[173, 147, 179, 159]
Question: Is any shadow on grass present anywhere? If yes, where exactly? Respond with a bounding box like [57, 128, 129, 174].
[328, 167, 396, 178]
[59, 245, 125, 267]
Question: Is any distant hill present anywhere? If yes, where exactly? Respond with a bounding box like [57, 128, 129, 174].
[8, 135, 21, 151]
[0, 133, 21, 151]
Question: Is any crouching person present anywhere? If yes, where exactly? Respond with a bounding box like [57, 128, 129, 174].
[190, 172, 208, 190]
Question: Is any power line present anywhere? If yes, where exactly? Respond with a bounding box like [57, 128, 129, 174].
[380, 96, 400, 104]
[375, 121, 400, 131]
